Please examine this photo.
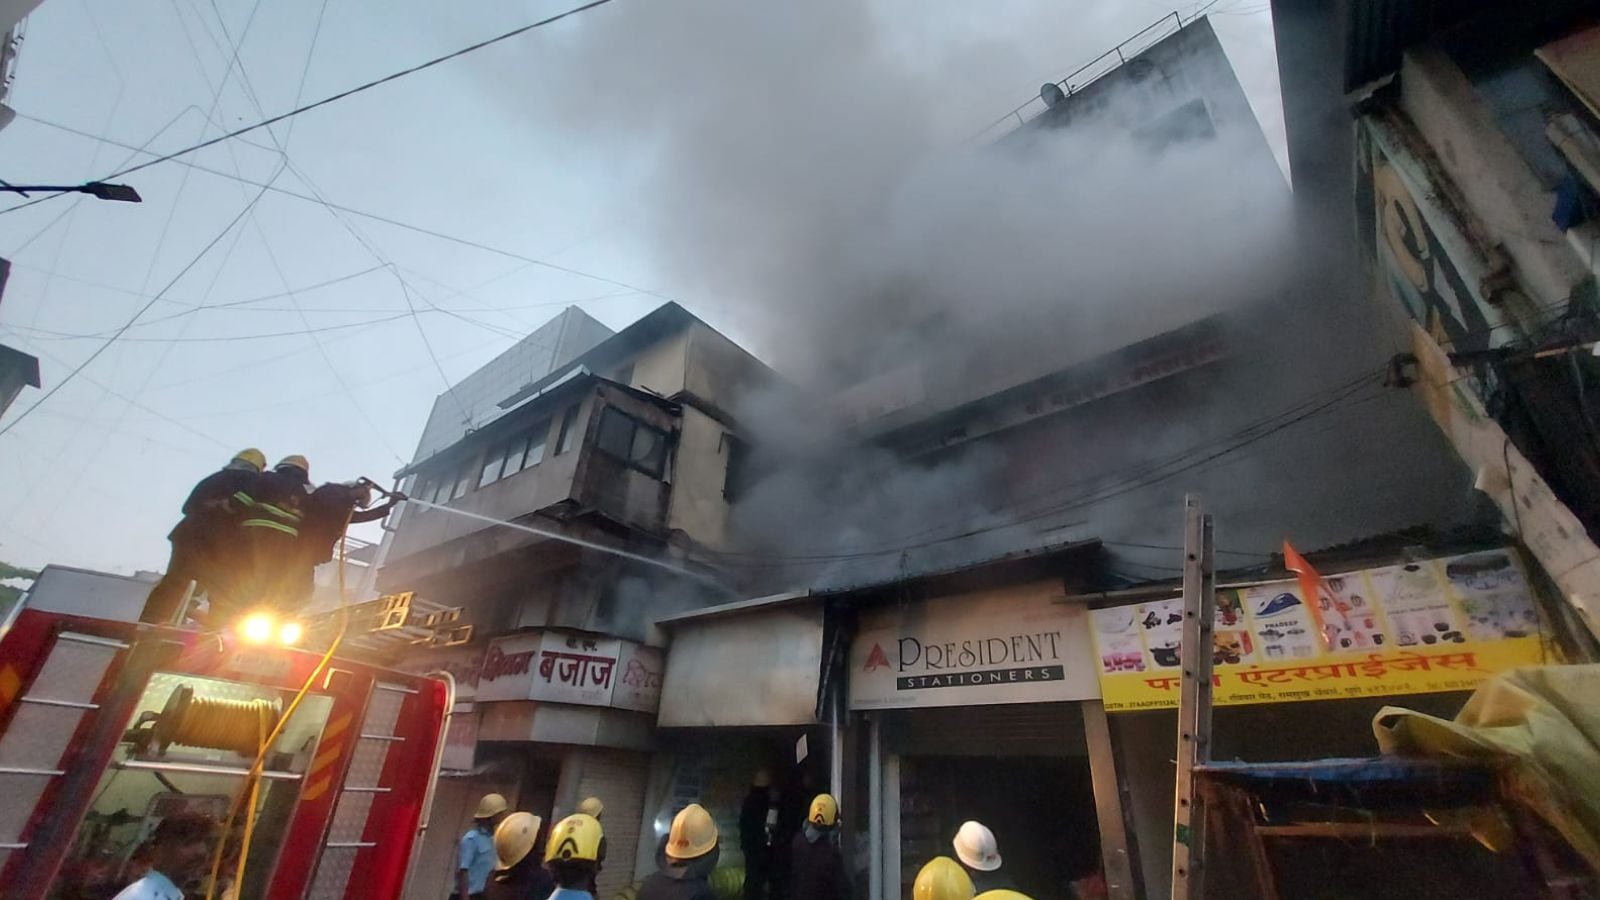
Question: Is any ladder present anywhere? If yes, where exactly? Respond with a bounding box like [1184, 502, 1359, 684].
[1171, 495, 1216, 900]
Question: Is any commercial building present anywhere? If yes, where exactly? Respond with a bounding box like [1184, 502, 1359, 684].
[654, 13, 1597, 900]
[0, 260, 40, 418]
[370, 303, 772, 899]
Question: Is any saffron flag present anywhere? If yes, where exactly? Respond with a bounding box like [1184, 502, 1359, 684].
[1283, 540, 1333, 650]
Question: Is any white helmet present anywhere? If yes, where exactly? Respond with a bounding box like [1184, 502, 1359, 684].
[953, 820, 1002, 872]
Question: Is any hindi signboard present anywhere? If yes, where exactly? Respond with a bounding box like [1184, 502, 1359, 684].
[477, 631, 623, 706]
[1090, 549, 1549, 711]
[612, 642, 665, 713]
[849, 581, 1100, 710]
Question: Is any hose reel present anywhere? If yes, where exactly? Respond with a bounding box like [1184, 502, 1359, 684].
[129, 684, 282, 757]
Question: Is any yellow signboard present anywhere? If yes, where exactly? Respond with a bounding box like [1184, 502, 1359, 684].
[1091, 549, 1549, 711]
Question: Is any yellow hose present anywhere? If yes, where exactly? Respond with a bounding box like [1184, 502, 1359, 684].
[206, 510, 356, 900]
[164, 696, 279, 757]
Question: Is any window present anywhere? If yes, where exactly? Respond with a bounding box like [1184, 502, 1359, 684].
[595, 406, 669, 478]
[555, 404, 579, 455]
[478, 446, 508, 488]
[522, 425, 549, 469]
[451, 466, 471, 499]
[723, 433, 750, 501]
[416, 478, 438, 505]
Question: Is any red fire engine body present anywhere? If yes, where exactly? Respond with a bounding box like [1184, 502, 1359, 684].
[0, 608, 451, 899]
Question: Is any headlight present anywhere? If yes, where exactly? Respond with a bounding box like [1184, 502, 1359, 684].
[277, 621, 305, 646]
[238, 611, 276, 644]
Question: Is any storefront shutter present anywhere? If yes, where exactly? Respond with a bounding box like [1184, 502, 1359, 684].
[883, 702, 1087, 757]
[578, 748, 651, 899]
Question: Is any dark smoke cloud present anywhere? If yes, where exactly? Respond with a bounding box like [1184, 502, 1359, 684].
[502, 2, 1475, 592]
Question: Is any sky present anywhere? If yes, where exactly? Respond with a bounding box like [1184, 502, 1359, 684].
[0, 0, 1282, 575]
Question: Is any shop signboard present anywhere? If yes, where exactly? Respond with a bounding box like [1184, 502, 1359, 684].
[394, 644, 488, 704]
[611, 642, 665, 713]
[849, 581, 1100, 710]
[477, 630, 623, 706]
[1090, 549, 1549, 711]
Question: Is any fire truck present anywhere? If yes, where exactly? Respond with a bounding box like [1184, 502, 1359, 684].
[0, 592, 465, 899]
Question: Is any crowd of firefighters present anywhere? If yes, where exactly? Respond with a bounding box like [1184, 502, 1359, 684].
[452, 786, 1041, 900]
[137, 448, 404, 627]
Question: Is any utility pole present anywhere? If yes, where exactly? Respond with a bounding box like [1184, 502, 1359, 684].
[1171, 493, 1215, 900]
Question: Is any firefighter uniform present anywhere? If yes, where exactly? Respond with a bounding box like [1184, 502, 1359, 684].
[139, 448, 265, 625]
[233, 456, 312, 620]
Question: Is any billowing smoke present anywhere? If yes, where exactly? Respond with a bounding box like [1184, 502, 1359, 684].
[509, 2, 1474, 592]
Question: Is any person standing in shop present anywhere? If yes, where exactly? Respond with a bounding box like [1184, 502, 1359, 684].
[739, 770, 777, 900]
[788, 794, 848, 900]
[953, 820, 1015, 893]
[638, 804, 719, 900]
[458, 793, 509, 900]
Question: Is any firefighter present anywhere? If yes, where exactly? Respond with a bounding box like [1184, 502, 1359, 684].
[913, 856, 975, 900]
[459, 793, 509, 900]
[485, 812, 553, 900]
[544, 813, 605, 900]
[638, 803, 719, 900]
[139, 448, 266, 625]
[278, 479, 405, 612]
[112, 812, 217, 900]
[739, 770, 777, 900]
[953, 820, 1015, 893]
[578, 796, 604, 820]
[789, 793, 849, 900]
[976, 892, 1035, 900]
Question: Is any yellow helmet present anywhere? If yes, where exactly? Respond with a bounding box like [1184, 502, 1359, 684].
[494, 812, 543, 869]
[276, 454, 310, 476]
[544, 813, 605, 864]
[233, 448, 266, 471]
[578, 796, 604, 819]
[664, 803, 718, 860]
[474, 793, 509, 820]
[808, 793, 839, 828]
[974, 893, 1033, 900]
[914, 856, 975, 900]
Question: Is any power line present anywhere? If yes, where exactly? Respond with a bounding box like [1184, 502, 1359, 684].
[15, 110, 679, 305]
[0, 0, 620, 217]
[709, 368, 1387, 568]
[0, 176, 279, 438]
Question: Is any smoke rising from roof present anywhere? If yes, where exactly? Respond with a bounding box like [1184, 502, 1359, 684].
[520, 3, 1477, 591]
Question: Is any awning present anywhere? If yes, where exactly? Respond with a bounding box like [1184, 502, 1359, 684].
[656, 598, 824, 728]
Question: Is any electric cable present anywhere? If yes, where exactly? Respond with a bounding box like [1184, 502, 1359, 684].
[707, 366, 1385, 566]
[15, 110, 680, 305]
[0, 175, 278, 437]
[0, 0, 620, 217]
[205, 509, 356, 900]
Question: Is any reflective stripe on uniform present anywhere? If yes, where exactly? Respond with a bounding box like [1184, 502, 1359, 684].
[254, 501, 303, 523]
[241, 518, 299, 536]
[232, 491, 257, 507]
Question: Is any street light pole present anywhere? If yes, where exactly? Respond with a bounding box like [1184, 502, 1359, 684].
[0, 181, 142, 202]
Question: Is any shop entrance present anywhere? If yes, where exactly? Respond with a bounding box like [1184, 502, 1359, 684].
[900, 755, 1098, 897]
[884, 702, 1102, 899]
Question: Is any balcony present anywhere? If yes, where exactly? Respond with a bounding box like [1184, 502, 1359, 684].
[379, 380, 679, 591]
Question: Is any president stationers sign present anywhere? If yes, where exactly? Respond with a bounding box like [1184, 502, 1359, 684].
[849, 581, 1100, 709]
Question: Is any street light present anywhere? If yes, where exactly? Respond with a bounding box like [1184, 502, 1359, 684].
[0, 180, 142, 202]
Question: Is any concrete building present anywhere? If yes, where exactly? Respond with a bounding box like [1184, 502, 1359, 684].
[0, 260, 40, 417]
[372, 303, 773, 900]
[651, 15, 1592, 900]
[1313, 0, 1600, 647]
